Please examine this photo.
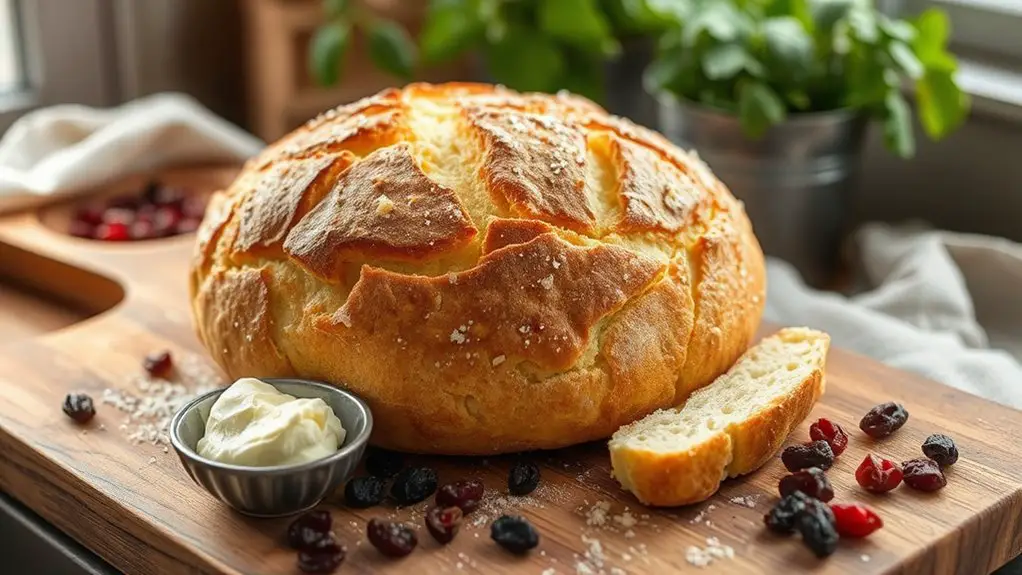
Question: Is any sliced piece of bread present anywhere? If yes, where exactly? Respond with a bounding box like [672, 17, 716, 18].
[608, 327, 831, 507]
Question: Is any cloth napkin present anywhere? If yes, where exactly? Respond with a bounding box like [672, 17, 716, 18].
[0, 93, 263, 214]
[765, 222, 1022, 410]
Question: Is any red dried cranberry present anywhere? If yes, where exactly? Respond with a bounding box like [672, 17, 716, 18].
[508, 461, 540, 495]
[922, 434, 959, 467]
[107, 195, 138, 209]
[74, 205, 104, 226]
[781, 440, 834, 472]
[855, 454, 903, 493]
[436, 479, 484, 514]
[96, 221, 130, 241]
[62, 392, 96, 424]
[859, 402, 909, 438]
[367, 519, 417, 558]
[175, 217, 201, 234]
[297, 533, 345, 573]
[287, 510, 332, 550]
[901, 458, 947, 491]
[101, 207, 135, 224]
[425, 506, 463, 544]
[829, 503, 883, 538]
[153, 206, 182, 236]
[130, 220, 155, 240]
[809, 418, 848, 456]
[181, 194, 208, 219]
[779, 467, 834, 502]
[68, 219, 95, 238]
[144, 350, 173, 377]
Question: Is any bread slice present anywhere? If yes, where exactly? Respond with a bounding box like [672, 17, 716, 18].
[608, 327, 831, 507]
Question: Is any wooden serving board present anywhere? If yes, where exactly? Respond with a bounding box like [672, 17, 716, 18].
[1, 169, 1021, 575]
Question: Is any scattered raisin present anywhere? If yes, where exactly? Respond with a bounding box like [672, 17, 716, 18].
[764, 491, 811, 534]
[796, 498, 840, 558]
[287, 510, 333, 550]
[902, 458, 947, 492]
[855, 454, 903, 493]
[829, 503, 883, 538]
[779, 467, 834, 502]
[859, 402, 909, 438]
[367, 519, 417, 558]
[508, 461, 540, 495]
[922, 434, 959, 467]
[425, 506, 463, 544]
[809, 418, 849, 457]
[365, 447, 404, 478]
[436, 479, 484, 514]
[143, 350, 173, 377]
[391, 467, 438, 505]
[297, 533, 346, 573]
[491, 515, 539, 554]
[344, 476, 385, 508]
[62, 393, 96, 424]
[781, 440, 834, 472]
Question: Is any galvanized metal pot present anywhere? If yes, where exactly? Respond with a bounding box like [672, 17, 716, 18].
[657, 95, 869, 287]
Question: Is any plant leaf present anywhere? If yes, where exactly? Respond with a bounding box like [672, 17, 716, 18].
[847, 7, 879, 44]
[916, 68, 969, 140]
[484, 26, 565, 92]
[420, 0, 482, 64]
[539, 0, 613, 47]
[683, 2, 742, 46]
[889, 41, 923, 80]
[883, 91, 915, 158]
[309, 22, 350, 87]
[702, 43, 750, 80]
[766, 0, 814, 32]
[324, 0, 350, 19]
[913, 8, 956, 72]
[739, 81, 787, 139]
[809, 0, 853, 32]
[613, 0, 685, 32]
[762, 16, 814, 82]
[368, 20, 417, 79]
[878, 14, 915, 43]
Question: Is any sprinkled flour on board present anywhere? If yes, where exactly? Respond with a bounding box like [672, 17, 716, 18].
[685, 537, 735, 568]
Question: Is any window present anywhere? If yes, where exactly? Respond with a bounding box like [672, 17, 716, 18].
[0, 0, 21, 94]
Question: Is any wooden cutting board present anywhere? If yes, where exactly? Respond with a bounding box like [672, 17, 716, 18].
[1, 169, 1021, 575]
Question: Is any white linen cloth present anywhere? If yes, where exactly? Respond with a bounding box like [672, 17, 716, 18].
[765, 222, 1022, 409]
[0, 93, 263, 214]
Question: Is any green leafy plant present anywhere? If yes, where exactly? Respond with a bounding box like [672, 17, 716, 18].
[646, 0, 969, 157]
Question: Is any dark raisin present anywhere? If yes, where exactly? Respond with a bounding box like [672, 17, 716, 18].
[901, 458, 947, 491]
[491, 515, 539, 554]
[859, 402, 909, 438]
[921, 434, 959, 467]
[425, 506, 463, 544]
[62, 393, 96, 424]
[367, 518, 417, 557]
[287, 510, 333, 550]
[809, 418, 849, 457]
[143, 350, 173, 377]
[436, 479, 484, 514]
[764, 491, 810, 534]
[297, 533, 346, 573]
[829, 503, 883, 538]
[508, 461, 540, 495]
[855, 454, 903, 493]
[391, 467, 438, 505]
[796, 498, 840, 558]
[781, 440, 834, 472]
[364, 447, 404, 478]
[344, 476, 385, 508]
[779, 467, 834, 502]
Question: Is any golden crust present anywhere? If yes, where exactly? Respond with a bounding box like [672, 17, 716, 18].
[189, 82, 766, 454]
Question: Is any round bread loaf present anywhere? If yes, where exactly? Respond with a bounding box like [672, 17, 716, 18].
[189, 82, 766, 455]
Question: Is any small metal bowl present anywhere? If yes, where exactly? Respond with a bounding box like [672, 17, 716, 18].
[170, 378, 373, 517]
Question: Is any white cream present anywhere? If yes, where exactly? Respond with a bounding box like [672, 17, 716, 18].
[197, 378, 345, 467]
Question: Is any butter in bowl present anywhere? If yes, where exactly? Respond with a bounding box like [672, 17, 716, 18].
[170, 377, 373, 517]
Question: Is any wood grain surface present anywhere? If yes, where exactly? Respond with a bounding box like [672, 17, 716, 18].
[1, 168, 1021, 575]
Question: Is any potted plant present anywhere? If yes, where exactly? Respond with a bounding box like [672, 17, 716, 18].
[644, 0, 969, 286]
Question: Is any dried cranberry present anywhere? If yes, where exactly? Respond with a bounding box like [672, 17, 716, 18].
[181, 194, 208, 219]
[391, 466, 438, 505]
[106, 195, 138, 210]
[781, 440, 834, 472]
[96, 221, 130, 241]
[102, 207, 135, 224]
[859, 402, 909, 438]
[425, 506, 463, 544]
[922, 434, 959, 467]
[146, 183, 184, 206]
[809, 418, 848, 456]
[74, 206, 104, 226]
[130, 220, 155, 240]
[779, 467, 834, 502]
[176, 218, 201, 234]
[62, 392, 96, 424]
[829, 503, 883, 538]
[68, 219, 95, 239]
[491, 515, 539, 554]
[144, 350, 173, 377]
[364, 447, 404, 478]
[796, 498, 840, 558]
[297, 533, 345, 573]
[855, 454, 903, 493]
[436, 479, 484, 514]
[902, 458, 947, 491]
[153, 206, 182, 236]
[366, 519, 417, 557]
[764, 491, 810, 534]
[508, 461, 540, 495]
[287, 510, 332, 550]
[343, 476, 385, 508]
